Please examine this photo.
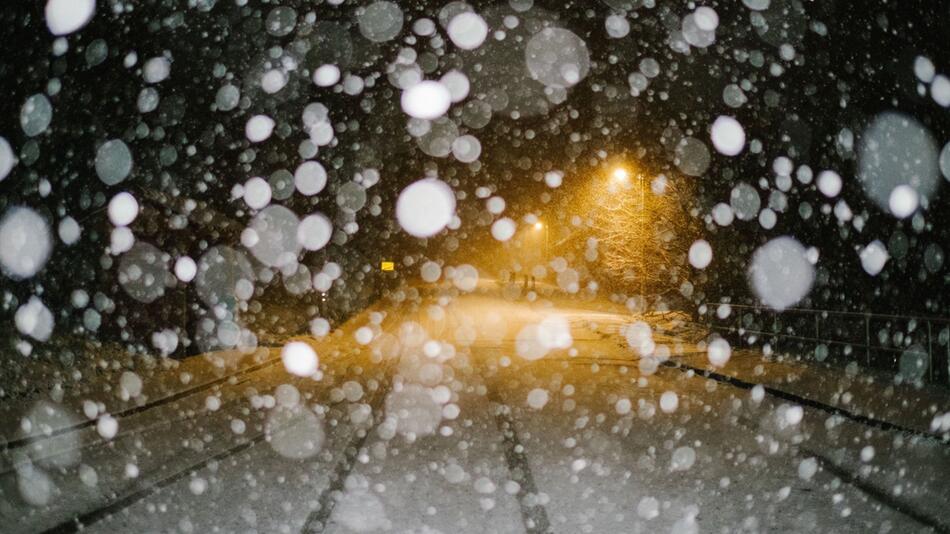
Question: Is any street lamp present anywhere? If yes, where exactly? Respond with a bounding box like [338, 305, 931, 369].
[532, 221, 549, 263]
[609, 164, 645, 304]
[612, 167, 630, 183]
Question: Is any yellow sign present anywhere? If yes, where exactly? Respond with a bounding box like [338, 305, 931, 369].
[380, 261, 395, 272]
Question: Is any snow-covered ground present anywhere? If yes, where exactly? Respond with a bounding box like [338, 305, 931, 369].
[2, 284, 948, 533]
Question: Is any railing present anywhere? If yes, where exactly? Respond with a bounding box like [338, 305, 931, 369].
[703, 302, 950, 386]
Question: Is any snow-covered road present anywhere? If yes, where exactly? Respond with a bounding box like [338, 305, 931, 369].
[3, 286, 949, 533]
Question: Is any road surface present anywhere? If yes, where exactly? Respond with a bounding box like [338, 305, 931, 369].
[2, 282, 949, 533]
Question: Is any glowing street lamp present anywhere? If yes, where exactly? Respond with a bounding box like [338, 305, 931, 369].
[612, 167, 630, 183]
[607, 163, 645, 301]
[530, 220, 548, 261]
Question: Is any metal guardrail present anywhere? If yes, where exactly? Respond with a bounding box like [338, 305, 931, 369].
[703, 302, 950, 386]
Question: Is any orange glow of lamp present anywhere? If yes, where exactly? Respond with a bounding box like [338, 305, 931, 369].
[612, 167, 630, 182]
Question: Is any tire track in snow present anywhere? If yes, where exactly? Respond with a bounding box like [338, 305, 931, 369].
[301, 368, 393, 534]
[664, 360, 950, 534]
[41, 431, 268, 534]
[661, 359, 948, 444]
[485, 378, 553, 534]
[2, 355, 280, 451]
[0, 377, 251, 479]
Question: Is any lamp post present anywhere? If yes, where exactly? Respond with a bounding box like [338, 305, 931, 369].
[612, 165, 646, 306]
[638, 172, 645, 306]
[534, 221, 548, 261]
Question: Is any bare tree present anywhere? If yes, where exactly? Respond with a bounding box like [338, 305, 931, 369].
[584, 172, 699, 298]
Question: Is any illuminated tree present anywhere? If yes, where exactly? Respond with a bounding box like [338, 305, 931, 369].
[583, 170, 699, 299]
